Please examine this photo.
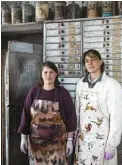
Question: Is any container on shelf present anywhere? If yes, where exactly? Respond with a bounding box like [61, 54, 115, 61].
[35, 1, 49, 22]
[11, 4, 22, 24]
[54, 1, 66, 20]
[48, 8, 54, 20]
[67, 2, 80, 19]
[117, 1, 122, 15]
[102, 1, 113, 17]
[87, 1, 98, 18]
[80, 1, 87, 18]
[21, 2, 33, 23]
[1, 5, 11, 24]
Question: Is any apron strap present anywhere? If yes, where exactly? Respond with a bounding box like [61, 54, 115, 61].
[54, 88, 57, 102]
[35, 88, 42, 99]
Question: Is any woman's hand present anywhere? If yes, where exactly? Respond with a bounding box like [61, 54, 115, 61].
[66, 138, 73, 157]
[20, 134, 28, 154]
[104, 144, 115, 160]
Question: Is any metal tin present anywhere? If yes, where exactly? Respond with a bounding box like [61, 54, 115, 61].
[67, 2, 80, 19]
[21, 2, 33, 23]
[1, 5, 11, 24]
[117, 1, 122, 15]
[35, 1, 49, 22]
[54, 1, 66, 20]
[11, 4, 22, 24]
[87, 1, 98, 18]
[102, 1, 113, 17]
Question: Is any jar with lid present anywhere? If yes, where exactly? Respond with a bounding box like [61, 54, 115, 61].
[11, 4, 22, 24]
[1, 5, 11, 24]
[102, 1, 113, 17]
[67, 2, 80, 19]
[35, 1, 49, 22]
[87, 1, 98, 18]
[54, 1, 66, 20]
[21, 2, 33, 23]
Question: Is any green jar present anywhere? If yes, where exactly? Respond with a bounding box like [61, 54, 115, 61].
[21, 2, 33, 23]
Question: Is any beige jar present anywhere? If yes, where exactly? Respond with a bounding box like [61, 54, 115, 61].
[35, 1, 49, 21]
[87, 1, 98, 18]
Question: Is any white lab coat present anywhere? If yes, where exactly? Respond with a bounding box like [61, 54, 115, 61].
[74, 72, 122, 165]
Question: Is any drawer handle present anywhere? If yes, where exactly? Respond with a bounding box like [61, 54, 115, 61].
[58, 64, 63, 68]
[61, 30, 64, 33]
[62, 44, 64, 47]
[62, 52, 64, 54]
[61, 37, 64, 40]
[106, 55, 109, 57]
[61, 78, 64, 82]
[61, 23, 64, 26]
[106, 20, 109, 23]
[61, 58, 64, 61]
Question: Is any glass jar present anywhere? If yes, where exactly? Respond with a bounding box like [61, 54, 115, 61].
[102, 1, 113, 17]
[11, 4, 22, 24]
[87, 1, 98, 18]
[1, 5, 11, 24]
[67, 2, 80, 19]
[21, 2, 33, 23]
[35, 1, 49, 22]
[117, 1, 122, 15]
[54, 1, 66, 20]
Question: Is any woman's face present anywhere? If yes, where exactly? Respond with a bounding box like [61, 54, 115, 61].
[85, 54, 102, 74]
[41, 66, 57, 85]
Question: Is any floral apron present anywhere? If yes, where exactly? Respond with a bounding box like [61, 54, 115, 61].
[27, 89, 67, 165]
[74, 88, 109, 165]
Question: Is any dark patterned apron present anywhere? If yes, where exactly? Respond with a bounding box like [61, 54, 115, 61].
[27, 89, 68, 165]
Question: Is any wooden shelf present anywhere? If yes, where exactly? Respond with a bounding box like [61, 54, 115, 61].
[1, 22, 43, 35]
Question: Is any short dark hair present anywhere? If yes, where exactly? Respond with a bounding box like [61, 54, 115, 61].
[82, 49, 105, 73]
[39, 61, 60, 87]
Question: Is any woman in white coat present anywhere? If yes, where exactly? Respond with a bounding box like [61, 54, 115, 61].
[74, 49, 122, 165]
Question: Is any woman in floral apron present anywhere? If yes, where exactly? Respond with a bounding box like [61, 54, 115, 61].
[18, 61, 77, 165]
[74, 49, 122, 165]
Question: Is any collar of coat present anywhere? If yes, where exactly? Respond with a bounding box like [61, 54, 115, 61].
[83, 72, 103, 88]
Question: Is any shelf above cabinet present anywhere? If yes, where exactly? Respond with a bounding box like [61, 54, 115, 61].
[1, 16, 122, 36]
[1, 22, 43, 35]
